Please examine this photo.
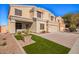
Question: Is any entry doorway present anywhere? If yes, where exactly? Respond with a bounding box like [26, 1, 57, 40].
[15, 22, 33, 32]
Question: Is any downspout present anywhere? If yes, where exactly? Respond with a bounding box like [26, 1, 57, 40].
[58, 20, 60, 31]
[46, 20, 49, 33]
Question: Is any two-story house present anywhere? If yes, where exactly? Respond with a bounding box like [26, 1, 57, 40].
[1, 5, 65, 33]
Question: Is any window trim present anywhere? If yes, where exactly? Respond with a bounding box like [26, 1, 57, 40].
[51, 16, 54, 21]
[37, 11, 42, 18]
[40, 23, 44, 30]
[16, 23, 22, 29]
[15, 9, 22, 16]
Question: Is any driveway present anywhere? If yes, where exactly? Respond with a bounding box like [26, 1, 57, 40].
[37, 32, 79, 48]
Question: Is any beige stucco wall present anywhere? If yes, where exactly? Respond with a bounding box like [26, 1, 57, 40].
[8, 17, 16, 33]
[8, 5, 55, 33]
[10, 22, 16, 33]
[56, 17, 65, 31]
[8, 5, 65, 33]
[36, 7, 55, 22]
[9, 5, 33, 19]
[30, 21, 36, 33]
[35, 20, 46, 33]
[9, 5, 55, 22]
[8, 5, 33, 33]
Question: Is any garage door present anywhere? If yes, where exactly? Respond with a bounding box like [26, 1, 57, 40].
[48, 25, 58, 32]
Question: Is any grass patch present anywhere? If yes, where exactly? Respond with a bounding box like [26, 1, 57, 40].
[23, 34, 70, 54]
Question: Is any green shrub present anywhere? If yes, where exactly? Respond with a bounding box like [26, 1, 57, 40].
[15, 34, 24, 40]
[69, 24, 77, 32]
[15, 30, 31, 41]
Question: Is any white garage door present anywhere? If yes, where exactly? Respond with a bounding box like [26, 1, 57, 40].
[48, 25, 58, 32]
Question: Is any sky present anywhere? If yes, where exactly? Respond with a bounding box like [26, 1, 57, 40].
[0, 4, 9, 26]
[34, 4, 79, 16]
[1, 4, 79, 25]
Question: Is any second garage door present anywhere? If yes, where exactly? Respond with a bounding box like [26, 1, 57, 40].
[48, 25, 58, 32]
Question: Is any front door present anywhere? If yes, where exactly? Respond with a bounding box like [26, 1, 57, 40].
[16, 22, 22, 32]
[25, 22, 32, 29]
[26, 24, 29, 29]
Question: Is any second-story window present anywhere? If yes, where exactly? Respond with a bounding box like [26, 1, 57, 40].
[51, 16, 54, 21]
[15, 9, 22, 16]
[37, 11, 42, 18]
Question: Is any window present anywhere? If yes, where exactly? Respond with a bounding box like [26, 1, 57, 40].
[51, 16, 54, 21]
[37, 11, 42, 18]
[16, 23, 22, 29]
[40, 23, 44, 30]
[15, 9, 22, 16]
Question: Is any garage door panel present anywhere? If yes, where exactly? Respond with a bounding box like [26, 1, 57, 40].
[48, 26, 58, 32]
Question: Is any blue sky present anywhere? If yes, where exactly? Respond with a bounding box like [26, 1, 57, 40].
[1, 4, 79, 25]
[0, 4, 9, 26]
[34, 4, 79, 16]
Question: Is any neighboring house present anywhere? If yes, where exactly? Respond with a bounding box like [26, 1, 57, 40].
[6, 5, 65, 33]
[0, 25, 7, 33]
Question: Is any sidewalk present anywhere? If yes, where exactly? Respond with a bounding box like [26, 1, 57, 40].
[69, 38, 79, 54]
[0, 33, 25, 54]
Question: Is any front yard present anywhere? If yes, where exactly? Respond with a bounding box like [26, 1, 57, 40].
[23, 34, 70, 54]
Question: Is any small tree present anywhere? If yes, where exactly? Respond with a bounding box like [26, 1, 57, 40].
[62, 13, 79, 32]
[69, 24, 77, 32]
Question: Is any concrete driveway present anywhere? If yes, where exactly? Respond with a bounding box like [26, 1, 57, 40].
[37, 32, 79, 48]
